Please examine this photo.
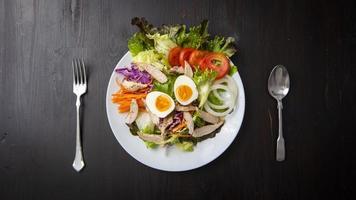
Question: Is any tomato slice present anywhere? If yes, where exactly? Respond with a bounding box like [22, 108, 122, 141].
[188, 50, 209, 68]
[168, 47, 182, 66]
[201, 53, 230, 79]
[179, 48, 195, 67]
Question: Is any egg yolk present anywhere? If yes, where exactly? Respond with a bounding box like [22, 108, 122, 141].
[155, 95, 171, 112]
[176, 85, 193, 102]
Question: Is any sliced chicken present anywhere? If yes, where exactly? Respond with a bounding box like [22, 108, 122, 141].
[170, 66, 185, 74]
[196, 109, 220, 124]
[192, 121, 224, 138]
[121, 80, 148, 92]
[115, 76, 125, 85]
[137, 131, 163, 144]
[158, 116, 173, 136]
[183, 112, 194, 134]
[125, 99, 139, 124]
[184, 61, 193, 78]
[138, 63, 167, 83]
[175, 104, 197, 112]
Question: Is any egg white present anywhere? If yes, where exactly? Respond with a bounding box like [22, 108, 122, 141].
[173, 75, 198, 105]
[145, 91, 175, 118]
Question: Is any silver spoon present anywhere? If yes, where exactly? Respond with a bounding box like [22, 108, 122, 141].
[268, 65, 290, 161]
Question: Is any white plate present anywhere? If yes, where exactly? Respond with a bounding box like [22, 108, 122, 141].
[106, 52, 245, 172]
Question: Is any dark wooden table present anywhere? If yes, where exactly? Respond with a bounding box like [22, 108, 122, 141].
[1, 0, 355, 199]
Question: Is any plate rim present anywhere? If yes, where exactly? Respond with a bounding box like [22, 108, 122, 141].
[106, 51, 245, 172]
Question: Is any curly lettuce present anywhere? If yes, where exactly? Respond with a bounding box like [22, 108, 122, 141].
[175, 20, 209, 49]
[147, 33, 177, 56]
[128, 32, 154, 56]
[132, 50, 161, 64]
[131, 17, 156, 35]
[129, 17, 238, 59]
[205, 36, 237, 57]
[159, 24, 182, 38]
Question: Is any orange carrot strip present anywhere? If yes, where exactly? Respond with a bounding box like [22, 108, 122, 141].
[172, 121, 186, 132]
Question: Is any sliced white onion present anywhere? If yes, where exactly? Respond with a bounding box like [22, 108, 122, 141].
[210, 84, 231, 101]
[211, 84, 235, 105]
[210, 84, 230, 91]
[203, 75, 238, 117]
[207, 101, 229, 109]
[204, 102, 234, 117]
[213, 89, 234, 103]
[213, 77, 229, 85]
[225, 76, 238, 97]
[214, 76, 238, 97]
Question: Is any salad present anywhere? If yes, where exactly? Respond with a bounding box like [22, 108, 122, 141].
[112, 17, 239, 151]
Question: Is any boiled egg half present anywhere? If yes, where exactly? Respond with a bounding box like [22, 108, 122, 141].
[174, 75, 198, 105]
[145, 91, 175, 118]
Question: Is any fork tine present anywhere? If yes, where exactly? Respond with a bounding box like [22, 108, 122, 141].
[77, 58, 83, 84]
[75, 59, 80, 84]
[72, 60, 76, 84]
[81, 59, 86, 84]
[73, 59, 78, 84]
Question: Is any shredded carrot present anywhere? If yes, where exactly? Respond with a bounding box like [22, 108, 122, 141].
[112, 94, 147, 101]
[117, 99, 145, 112]
[172, 121, 186, 132]
[111, 85, 148, 113]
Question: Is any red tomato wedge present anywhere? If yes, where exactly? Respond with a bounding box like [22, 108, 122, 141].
[188, 50, 209, 68]
[179, 48, 195, 67]
[168, 47, 182, 66]
[200, 53, 230, 79]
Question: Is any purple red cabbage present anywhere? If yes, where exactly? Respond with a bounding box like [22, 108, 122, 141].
[115, 64, 151, 84]
[167, 112, 184, 130]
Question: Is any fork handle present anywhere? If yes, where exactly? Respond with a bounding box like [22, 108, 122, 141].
[276, 100, 285, 161]
[73, 96, 85, 172]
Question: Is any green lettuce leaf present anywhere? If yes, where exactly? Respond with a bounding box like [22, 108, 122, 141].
[132, 50, 161, 64]
[175, 141, 194, 152]
[229, 65, 238, 76]
[147, 33, 177, 56]
[205, 36, 237, 57]
[127, 123, 139, 136]
[175, 20, 209, 49]
[144, 141, 158, 149]
[135, 112, 155, 134]
[153, 75, 177, 97]
[131, 17, 156, 35]
[192, 111, 206, 128]
[193, 68, 217, 107]
[128, 17, 157, 56]
[175, 25, 187, 45]
[159, 24, 183, 39]
[128, 32, 154, 56]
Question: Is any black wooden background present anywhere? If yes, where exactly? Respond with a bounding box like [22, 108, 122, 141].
[1, 0, 355, 199]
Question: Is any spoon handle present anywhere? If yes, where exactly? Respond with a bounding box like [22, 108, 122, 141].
[276, 100, 285, 161]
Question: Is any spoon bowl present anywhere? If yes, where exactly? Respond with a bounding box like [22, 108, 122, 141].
[268, 65, 290, 100]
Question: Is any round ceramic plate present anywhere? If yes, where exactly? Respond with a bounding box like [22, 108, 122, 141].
[106, 52, 245, 172]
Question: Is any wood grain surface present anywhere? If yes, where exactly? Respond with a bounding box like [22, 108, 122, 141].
[1, 0, 355, 199]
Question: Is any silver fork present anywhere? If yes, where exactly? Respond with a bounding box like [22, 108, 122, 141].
[72, 58, 87, 172]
